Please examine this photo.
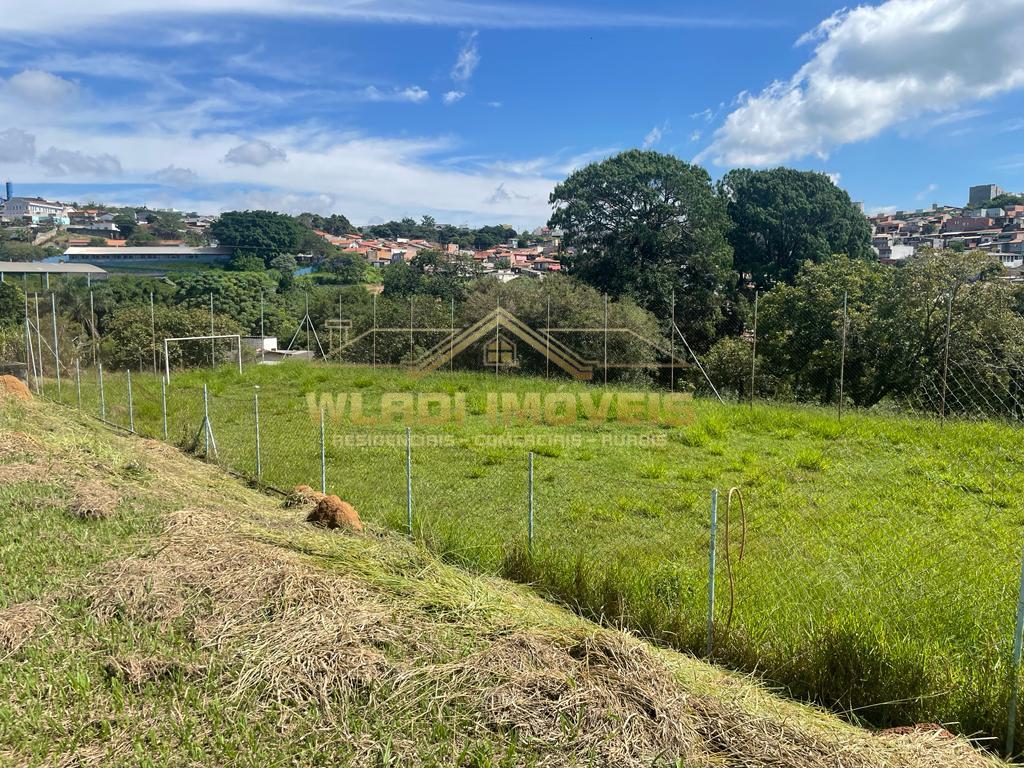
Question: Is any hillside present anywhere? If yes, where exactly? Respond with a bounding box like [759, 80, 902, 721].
[0, 389, 1005, 767]
[67, 362, 1024, 742]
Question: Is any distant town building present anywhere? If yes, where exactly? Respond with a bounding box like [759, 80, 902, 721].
[0, 196, 71, 225]
[64, 246, 232, 263]
[969, 184, 1003, 207]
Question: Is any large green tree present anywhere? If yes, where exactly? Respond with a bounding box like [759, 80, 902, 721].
[211, 211, 304, 269]
[745, 250, 1024, 412]
[102, 305, 242, 371]
[0, 281, 25, 325]
[548, 150, 736, 347]
[295, 212, 354, 236]
[719, 168, 872, 289]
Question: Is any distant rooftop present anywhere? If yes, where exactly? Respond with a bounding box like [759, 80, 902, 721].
[64, 246, 231, 256]
[0, 262, 107, 275]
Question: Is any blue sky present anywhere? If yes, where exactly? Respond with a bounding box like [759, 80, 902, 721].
[1, 0, 1022, 228]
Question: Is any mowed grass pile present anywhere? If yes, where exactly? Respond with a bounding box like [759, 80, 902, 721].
[54, 361, 1024, 745]
[3, 387, 1005, 766]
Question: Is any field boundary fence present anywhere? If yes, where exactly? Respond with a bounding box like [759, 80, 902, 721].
[9, 280, 1024, 757]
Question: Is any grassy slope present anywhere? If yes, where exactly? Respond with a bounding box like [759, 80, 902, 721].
[65, 362, 1024, 743]
[0, 392, 1006, 767]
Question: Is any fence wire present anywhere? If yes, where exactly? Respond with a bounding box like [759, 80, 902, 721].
[15, 281, 1024, 757]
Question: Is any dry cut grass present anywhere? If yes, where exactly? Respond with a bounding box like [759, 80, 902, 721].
[0, 398, 1008, 767]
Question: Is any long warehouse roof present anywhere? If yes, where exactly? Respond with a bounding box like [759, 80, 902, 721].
[0, 261, 107, 274]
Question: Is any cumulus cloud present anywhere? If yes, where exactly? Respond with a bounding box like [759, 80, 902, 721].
[3, 69, 77, 105]
[151, 165, 198, 185]
[223, 139, 287, 165]
[703, 0, 1024, 167]
[452, 31, 479, 82]
[37, 146, 122, 176]
[442, 90, 465, 105]
[0, 128, 36, 162]
[361, 85, 429, 103]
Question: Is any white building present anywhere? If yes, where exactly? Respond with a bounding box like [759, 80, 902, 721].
[0, 196, 71, 225]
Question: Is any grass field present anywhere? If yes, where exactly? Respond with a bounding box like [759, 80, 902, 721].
[42, 361, 1024, 747]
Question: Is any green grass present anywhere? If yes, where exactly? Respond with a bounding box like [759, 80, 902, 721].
[8, 394, 998, 767]
[39, 361, 1024, 745]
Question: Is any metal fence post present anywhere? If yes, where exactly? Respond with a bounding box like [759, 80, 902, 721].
[320, 406, 327, 494]
[528, 452, 535, 554]
[50, 293, 61, 401]
[406, 426, 413, 536]
[89, 289, 97, 366]
[203, 383, 210, 458]
[838, 291, 848, 420]
[75, 358, 82, 409]
[161, 376, 168, 441]
[750, 290, 759, 407]
[23, 293, 37, 393]
[1007, 547, 1024, 757]
[670, 290, 675, 393]
[603, 293, 609, 387]
[34, 294, 43, 389]
[126, 369, 135, 433]
[98, 363, 106, 420]
[253, 386, 262, 481]
[706, 488, 719, 657]
[940, 288, 953, 423]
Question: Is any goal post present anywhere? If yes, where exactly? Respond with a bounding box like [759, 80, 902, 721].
[163, 334, 242, 382]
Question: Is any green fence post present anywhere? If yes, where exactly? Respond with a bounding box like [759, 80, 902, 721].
[706, 488, 719, 657]
[1006, 546, 1024, 757]
[406, 427, 413, 537]
[528, 452, 535, 554]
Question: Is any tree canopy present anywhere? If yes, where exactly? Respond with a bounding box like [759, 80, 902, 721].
[0, 281, 25, 325]
[548, 149, 736, 346]
[295, 212, 354, 236]
[211, 210, 305, 269]
[982, 193, 1024, 209]
[719, 168, 873, 289]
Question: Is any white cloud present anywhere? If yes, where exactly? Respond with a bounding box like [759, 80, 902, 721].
[642, 121, 668, 149]
[826, 172, 841, 186]
[915, 182, 939, 200]
[703, 0, 1024, 167]
[151, 165, 198, 185]
[361, 85, 429, 103]
[452, 31, 479, 82]
[38, 147, 122, 176]
[223, 139, 287, 165]
[689, 130, 702, 142]
[442, 90, 465, 105]
[0, 2, 776, 34]
[3, 69, 78, 105]
[867, 205, 898, 216]
[0, 128, 36, 162]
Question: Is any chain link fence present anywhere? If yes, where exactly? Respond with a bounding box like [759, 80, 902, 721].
[10, 277, 1024, 757]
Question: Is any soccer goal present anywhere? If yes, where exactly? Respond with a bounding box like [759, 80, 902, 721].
[163, 334, 242, 382]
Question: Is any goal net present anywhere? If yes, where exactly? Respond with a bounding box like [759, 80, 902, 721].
[163, 334, 243, 381]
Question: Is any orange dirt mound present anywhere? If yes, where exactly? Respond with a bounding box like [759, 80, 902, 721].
[0, 375, 31, 401]
[306, 495, 363, 533]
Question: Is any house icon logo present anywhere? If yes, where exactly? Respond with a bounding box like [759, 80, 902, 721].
[415, 307, 595, 380]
